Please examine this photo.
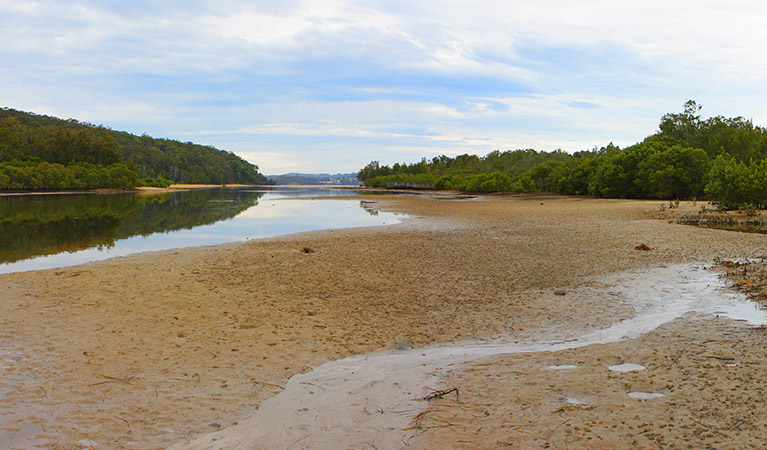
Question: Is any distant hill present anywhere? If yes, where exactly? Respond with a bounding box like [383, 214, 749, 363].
[268, 172, 361, 186]
[0, 107, 270, 190]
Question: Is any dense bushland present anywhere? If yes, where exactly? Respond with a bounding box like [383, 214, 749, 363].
[358, 101, 767, 209]
[0, 108, 269, 190]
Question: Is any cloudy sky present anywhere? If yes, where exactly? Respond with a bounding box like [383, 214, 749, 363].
[2, 1, 766, 174]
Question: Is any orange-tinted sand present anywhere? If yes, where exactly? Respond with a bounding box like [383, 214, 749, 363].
[1, 195, 766, 449]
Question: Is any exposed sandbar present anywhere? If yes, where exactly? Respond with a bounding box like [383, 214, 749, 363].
[0, 195, 765, 449]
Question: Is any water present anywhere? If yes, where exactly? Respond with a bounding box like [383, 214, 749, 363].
[0, 187, 401, 274]
[609, 363, 646, 372]
[686, 223, 767, 235]
[706, 301, 767, 325]
[627, 392, 665, 400]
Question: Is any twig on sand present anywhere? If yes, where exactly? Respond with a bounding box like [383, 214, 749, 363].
[421, 387, 459, 402]
[254, 380, 285, 391]
[554, 418, 572, 431]
[421, 416, 455, 432]
[89, 375, 136, 386]
[301, 381, 326, 391]
[554, 403, 623, 414]
[286, 434, 310, 450]
[506, 424, 549, 441]
[404, 411, 429, 431]
[405, 409, 456, 432]
[553, 404, 596, 414]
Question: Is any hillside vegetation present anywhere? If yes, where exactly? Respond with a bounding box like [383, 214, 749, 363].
[0, 108, 269, 190]
[358, 101, 767, 209]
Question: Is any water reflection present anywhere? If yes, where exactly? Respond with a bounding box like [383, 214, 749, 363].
[360, 200, 379, 216]
[0, 187, 401, 274]
[0, 189, 260, 265]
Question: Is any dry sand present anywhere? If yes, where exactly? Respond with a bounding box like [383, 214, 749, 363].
[1, 195, 766, 449]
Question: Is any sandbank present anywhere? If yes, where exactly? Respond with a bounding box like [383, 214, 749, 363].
[1, 195, 766, 449]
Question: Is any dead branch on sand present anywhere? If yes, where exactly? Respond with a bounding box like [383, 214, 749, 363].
[422, 387, 459, 402]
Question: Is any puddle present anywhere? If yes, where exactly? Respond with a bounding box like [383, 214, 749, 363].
[706, 301, 767, 326]
[627, 392, 665, 400]
[163, 263, 754, 450]
[549, 364, 578, 370]
[608, 363, 646, 373]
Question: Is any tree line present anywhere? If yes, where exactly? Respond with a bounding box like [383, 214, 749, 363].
[0, 108, 270, 190]
[358, 101, 767, 209]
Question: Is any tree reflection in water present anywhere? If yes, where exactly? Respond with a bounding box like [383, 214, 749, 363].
[0, 189, 262, 265]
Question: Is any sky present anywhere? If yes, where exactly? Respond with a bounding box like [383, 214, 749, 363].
[2, 1, 767, 174]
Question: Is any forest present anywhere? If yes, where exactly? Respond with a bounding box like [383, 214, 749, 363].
[358, 101, 767, 209]
[0, 108, 270, 190]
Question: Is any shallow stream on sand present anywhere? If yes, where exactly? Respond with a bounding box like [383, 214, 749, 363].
[169, 263, 767, 450]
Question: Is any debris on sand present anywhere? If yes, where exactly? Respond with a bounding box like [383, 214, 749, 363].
[394, 341, 412, 351]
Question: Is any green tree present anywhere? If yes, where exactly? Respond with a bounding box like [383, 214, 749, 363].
[704, 155, 753, 209]
[658, 100, 703, 146]
[636, 145, 710, 199]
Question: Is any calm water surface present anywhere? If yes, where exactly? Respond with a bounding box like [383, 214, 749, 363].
[0, 187, 402, 274]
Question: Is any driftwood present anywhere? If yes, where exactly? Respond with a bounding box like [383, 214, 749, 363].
[422, 387, 459, 401]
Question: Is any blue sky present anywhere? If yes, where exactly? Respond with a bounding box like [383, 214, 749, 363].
[2, 0, 767, 174]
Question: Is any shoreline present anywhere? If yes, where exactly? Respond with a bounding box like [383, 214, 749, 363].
[2, 195, 767, 449]
[171, 263, 751, 449]
[0, 184, 272, 197]
[0, 191, 404, 277]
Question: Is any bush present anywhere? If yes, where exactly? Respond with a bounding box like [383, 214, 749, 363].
[0, 160, 140, 191]
[704, 155, 758, 209]
[636, 145, 710, 199]
[139, 176, 173, 188]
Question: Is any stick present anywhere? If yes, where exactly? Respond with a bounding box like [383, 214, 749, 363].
[89, 375, 136, 386]
[422, 387, 459, 401]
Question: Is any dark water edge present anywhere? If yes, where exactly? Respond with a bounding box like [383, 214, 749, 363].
[677, 213, 767, 235]
[0, 188, 261, 264]
[688, 224, 767, 235]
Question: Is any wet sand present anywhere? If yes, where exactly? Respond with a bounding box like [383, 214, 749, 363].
[1, 195, 766, 449]
[414, 316, 767, 450]
[170, 263, 752, 450]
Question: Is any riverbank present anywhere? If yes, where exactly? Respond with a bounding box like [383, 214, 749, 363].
[1, 195, 766, 449]
[0, 184, 266, 197]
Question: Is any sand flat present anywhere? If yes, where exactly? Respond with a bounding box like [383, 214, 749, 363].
[1, 195, 766, 449]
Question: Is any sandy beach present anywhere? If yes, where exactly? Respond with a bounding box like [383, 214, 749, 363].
[2, 194, 767, 449]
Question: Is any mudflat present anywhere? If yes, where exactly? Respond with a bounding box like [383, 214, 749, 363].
[1, 194, 765, 449]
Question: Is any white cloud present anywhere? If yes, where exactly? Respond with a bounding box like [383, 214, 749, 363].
[3, 0, 767, 173]
[199, 12, 311, 45]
